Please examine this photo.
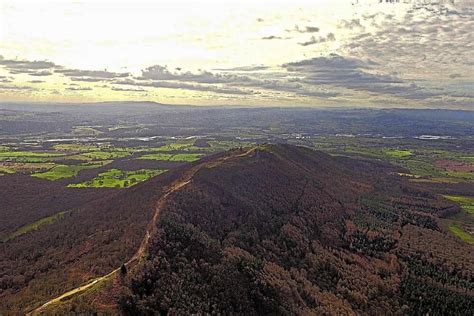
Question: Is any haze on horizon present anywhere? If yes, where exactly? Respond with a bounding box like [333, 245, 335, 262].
[0, 0, 472, 109]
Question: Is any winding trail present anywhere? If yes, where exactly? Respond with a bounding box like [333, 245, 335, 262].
[28, 147, 255, 315]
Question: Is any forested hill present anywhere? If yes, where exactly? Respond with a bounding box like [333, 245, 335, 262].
[119, 144, 474, 315]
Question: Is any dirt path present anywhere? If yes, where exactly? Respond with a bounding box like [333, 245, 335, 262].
[28, 148, 255, 315]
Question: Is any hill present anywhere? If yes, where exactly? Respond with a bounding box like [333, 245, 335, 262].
[117, 144, 473, 315]
[3, 144, 472, 314]
[0, 164, 187, 314]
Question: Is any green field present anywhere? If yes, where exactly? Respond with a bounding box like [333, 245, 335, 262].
[53, 144, 108, 152]
[383, 149, 412, 158]
[5, 211, 68, 242]
[448, 223, 474, 244]
[443, 195, 474, 244]
[66, 151, 131, 161]
[152, 141, 195, 151]
[0, 166, 15, 174]
[68, 168, 166, 188]
[71, 126, 103, 136]
[0, 151, 64, 163]
[139, 153, 203, 162]
[32, 161, 111, 181]
[444, 195, 474, 215]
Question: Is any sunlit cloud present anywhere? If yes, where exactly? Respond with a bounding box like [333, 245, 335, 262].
[0, 0, 472, 108]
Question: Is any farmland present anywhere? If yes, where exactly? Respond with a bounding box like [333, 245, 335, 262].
[442, 195, 474, 244]
[0, 105, 472, 244]
[138, 152, 203, 162]
[68, 168, 166, 188]
[32, 161, 112, 181]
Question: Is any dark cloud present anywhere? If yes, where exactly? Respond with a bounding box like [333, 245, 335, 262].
[144, 81, 253, 95]
[261, 35, 287, 40]
[66, 86, 93, 91]
[284, 54, 370, 70]
[212, 65, 269, 72]
[27, 70, 53, 76]
[114, 78, 253, 95]
[299, 33, 335, 46]
[0, 56, 57, 76]
[288, 25, 320, 33]
[339, 19, 364, 30]
[69, 77, 105, 82]
[282, 54, 443, 100]
[111, 86, 146, 92]
[28, 80, 45, 83]
[0, 84, 35, 91]
[0, 76, 12, 83]
[139, 65, 251, 84]
[56, 69, 130, 82]
[121, 64, 341, 98]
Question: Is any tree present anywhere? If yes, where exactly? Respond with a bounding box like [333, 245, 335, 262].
[120, 263, 127, 275]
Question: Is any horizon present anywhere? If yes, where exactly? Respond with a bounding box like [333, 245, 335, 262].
[2, 100, 474, 112]
[0, 0, 473, 109]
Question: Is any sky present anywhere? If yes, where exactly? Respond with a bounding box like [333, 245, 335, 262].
[0, 0, 472, 108]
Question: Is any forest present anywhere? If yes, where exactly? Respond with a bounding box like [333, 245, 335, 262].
[117, 145, 473, 315]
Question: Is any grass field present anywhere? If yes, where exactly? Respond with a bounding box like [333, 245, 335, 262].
[32, 161, 112, 181]
[66, 151, 131, 161]
[5, 211, 68, 241]
[53, 144, 108, 152]
[68, 168, 166, 188]
[0, 166, 15, 174]
[448, 223, 474, 244]
[0, 162, 56, 174]
[71, 126, 103, 136]
[443, 195, 474, 244]
[383, 149, 412, 158]
[444, 195, 474, 215]
[0, 151, 64, 163]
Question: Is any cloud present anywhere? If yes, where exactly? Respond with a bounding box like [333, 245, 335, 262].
[69, 77, 105, 82]
[111, 86, 146, 92]
[0, 76, 12, 83]
[288, 25, 320, 33]
[139, 65, 251, 84]
[212, 65, 268, 72]
[114, 78, 254, 95]
[338, 19, 364, 30]
[27, 70, 53, 76]
[339, 3, 474, 105]
[28, 80, 45, 83]
[261, 35, 288, 40]
[282, 54, 445, 100]
[56, 68, 130, 82]
[145, 81, 254, 95]
[0, 84, 35, 91]
[66, 86, 93, 91]
[114, 64, 339, 98]
[299, 33, 335, 46]
[0, 56, 57, 76]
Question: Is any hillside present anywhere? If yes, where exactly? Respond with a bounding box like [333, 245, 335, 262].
[4, 144, 472, 315]
[0, 164, 187, 314]
[116, 144, 473, 315]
